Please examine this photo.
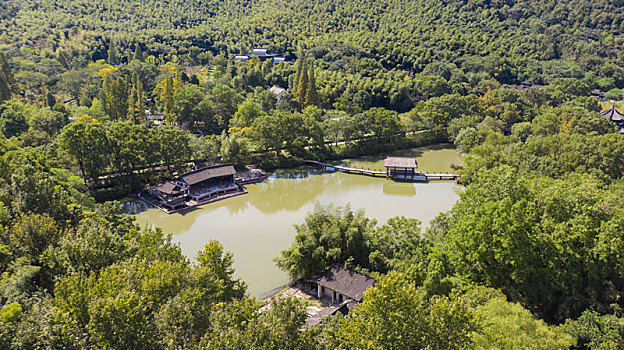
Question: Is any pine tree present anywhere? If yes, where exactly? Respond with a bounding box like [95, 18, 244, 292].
[132, 45, 145, 62]
[107, 40, 119, 65]
[45, 90, 56, 108]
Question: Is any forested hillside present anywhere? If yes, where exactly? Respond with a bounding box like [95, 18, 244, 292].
[2, 0, 624, 77]
[1, 0, 624, 348]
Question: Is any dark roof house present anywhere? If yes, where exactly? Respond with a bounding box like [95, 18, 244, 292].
[601, 106, 624, 134]
[153, 182, 188, 195]
[306, 264, 375, 303]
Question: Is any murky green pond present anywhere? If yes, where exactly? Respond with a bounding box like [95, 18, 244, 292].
[129, 144, 463, 297]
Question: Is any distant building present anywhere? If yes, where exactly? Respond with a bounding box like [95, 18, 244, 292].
[269, 85, 286, 100]
[244, 48, 281, 60]
[601, 106, 624, 134]
[231, 48, 293, 64]
[146, 113, 165, 125]
[592, 89, 605, 98]
[505, 80, 545, 91]
[232, 55, 250, 62]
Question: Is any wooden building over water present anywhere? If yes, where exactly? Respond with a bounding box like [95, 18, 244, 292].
[384, 157, 421, 181]
[146, 164, 242, 211]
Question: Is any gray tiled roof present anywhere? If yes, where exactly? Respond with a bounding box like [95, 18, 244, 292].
[153, 181, 187, 195]
[179, 164, 236, 186]
[306, 264, 375, 302]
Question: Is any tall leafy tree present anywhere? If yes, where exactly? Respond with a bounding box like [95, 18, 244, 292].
[0, 53, 15, 103]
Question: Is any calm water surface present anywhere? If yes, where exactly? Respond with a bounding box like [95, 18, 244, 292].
[130, 144, 463, 296]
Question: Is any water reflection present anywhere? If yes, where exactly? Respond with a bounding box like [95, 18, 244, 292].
[383, 182, 416, 197]
[132, 145, 464, 296]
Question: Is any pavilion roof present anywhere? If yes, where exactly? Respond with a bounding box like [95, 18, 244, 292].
[384, 157, 418, 168]
[601, 106, 624, 122]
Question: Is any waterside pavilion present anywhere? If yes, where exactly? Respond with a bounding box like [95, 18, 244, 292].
[384, 157, 420, 181]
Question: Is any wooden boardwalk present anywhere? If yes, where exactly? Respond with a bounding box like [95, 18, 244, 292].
[303, 160, 386, 177]
[303, 160, 460, 182]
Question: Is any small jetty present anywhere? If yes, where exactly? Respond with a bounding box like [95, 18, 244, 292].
[303, 160, 386, 177]
[303, 157, 460, 183]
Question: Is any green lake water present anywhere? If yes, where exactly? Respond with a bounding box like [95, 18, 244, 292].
[129, 144, 463, 297]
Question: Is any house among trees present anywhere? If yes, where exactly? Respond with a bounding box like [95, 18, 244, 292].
[270, 85, 286, 101]
[231, 48, 292, 64]
[146, 112, 165, 125]
[306, 264, 374, 318]
[305, 264, 375, 325]
[145, 164, 244, 213]
[601, 106, 624, 134]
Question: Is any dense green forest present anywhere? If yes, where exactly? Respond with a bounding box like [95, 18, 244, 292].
[0, 0, 624, 348]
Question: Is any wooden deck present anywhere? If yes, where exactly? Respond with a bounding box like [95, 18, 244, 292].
[303, 160, 460, 182]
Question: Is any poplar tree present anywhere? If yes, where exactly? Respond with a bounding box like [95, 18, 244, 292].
[127, 74, 145, 123]
[305, 61, 318, 106]
[161, 77, 175, 123]
[295, 59, 308, 107]
[101, 75, 129, 121]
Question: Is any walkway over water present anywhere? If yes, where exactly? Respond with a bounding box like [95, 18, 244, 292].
[302, 160, 460, 182]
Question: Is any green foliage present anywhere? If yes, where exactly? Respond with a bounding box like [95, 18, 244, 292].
[0, 102, 28, 138]
[59, 119, 197, 188]
[565, 310, 624, 349]
[322, 271, 475, 349]
[220, 132, 250, 167]
[472, 298, 574, 349]
[0, 303, 22, 323]
[0, 53, 15, 103]
[201, 298, 315, 349]
[275, 203, 375, 279]
[444, 167, 624, 322]
[0, 0, 623, 345]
